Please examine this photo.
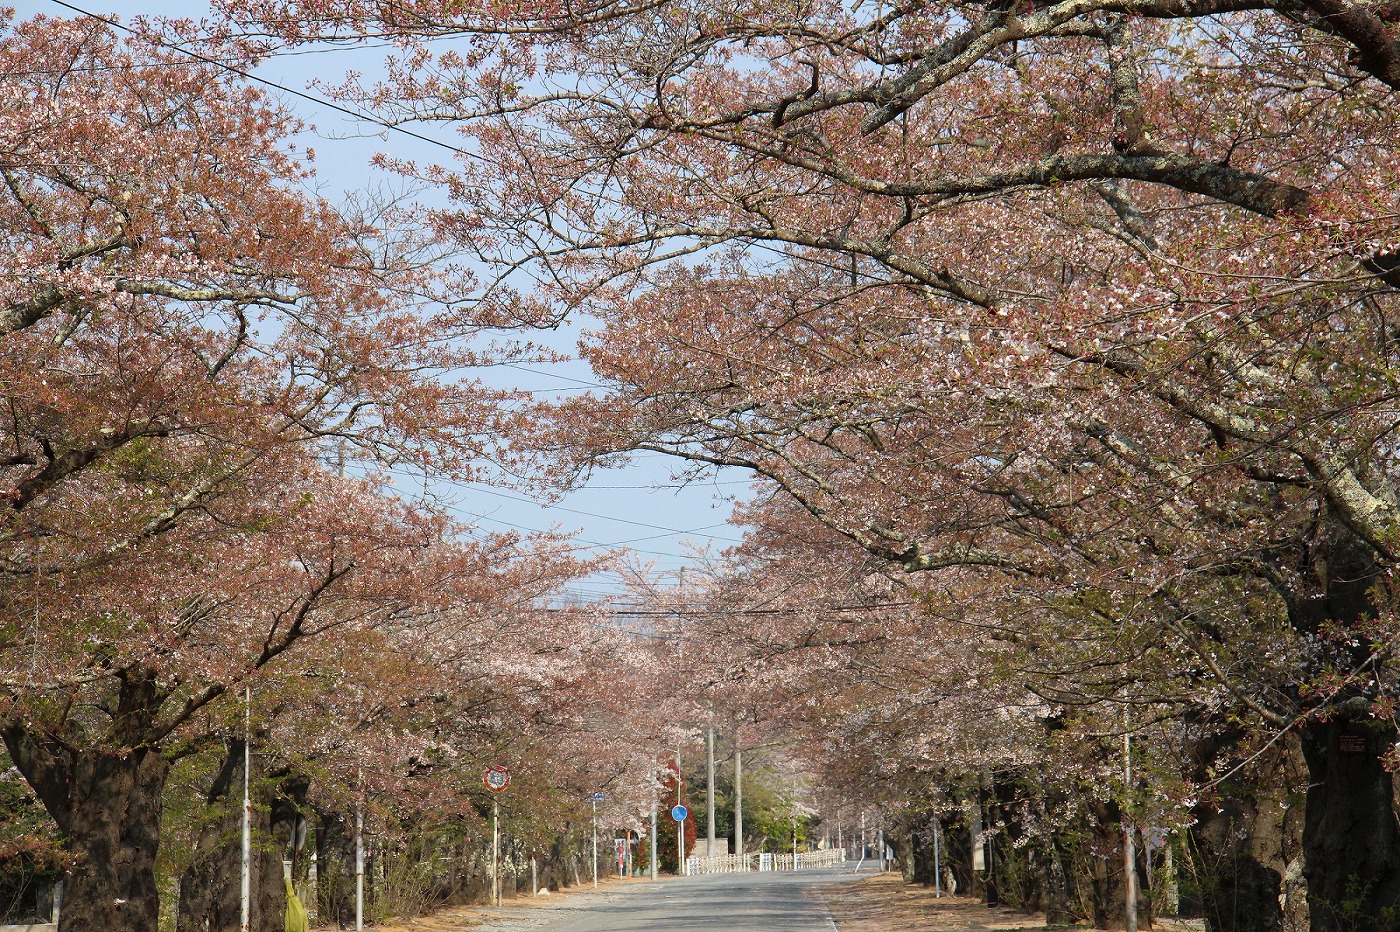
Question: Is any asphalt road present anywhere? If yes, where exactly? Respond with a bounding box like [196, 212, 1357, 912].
[475, 867, 859, 931]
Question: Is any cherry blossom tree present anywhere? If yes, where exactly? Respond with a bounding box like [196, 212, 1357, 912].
[0, 13, 602, 931]
[210, 0, 1400, 926]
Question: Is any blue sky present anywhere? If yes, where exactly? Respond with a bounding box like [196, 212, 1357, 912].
[11, 0, 750, 599]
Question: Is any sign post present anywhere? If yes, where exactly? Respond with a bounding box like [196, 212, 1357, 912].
[591, 792, 605, 888]
[483, 767, 510, 908]
[671, 804, 688, 876]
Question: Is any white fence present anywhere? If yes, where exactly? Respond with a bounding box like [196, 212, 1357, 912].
[687, 853, 753, 874]
[686, 848, 846, 875]
[793, 849, 846, 870]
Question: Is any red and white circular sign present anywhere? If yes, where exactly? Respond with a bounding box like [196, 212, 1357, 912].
[483, 765, 511, 792]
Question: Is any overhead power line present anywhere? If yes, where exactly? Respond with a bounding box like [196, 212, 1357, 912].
[384, 468, 743, 543]
[47, 0, 483, 162]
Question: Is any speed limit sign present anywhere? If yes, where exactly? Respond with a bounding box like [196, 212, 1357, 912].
[483, 765, 511, 792]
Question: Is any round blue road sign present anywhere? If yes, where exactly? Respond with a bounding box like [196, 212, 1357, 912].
[671, 804, 688, 822]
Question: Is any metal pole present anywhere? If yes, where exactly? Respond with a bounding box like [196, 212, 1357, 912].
[707, 726, 716, 856]
[591, 798, 599, 888]
[531, 856, 537, 897]
[878, 825, 885, 873]
[355, 803, 364, 931]
[650, 794, 659, 879]
[672, 811, 683, 873]
[733, 746, 743, 858]
[676, 752, 685, 876]
[1124, 714, 1139, 932]
[493, 799, 501, 908]
[240, 687, 251, 932]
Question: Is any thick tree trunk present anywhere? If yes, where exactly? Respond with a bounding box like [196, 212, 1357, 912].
[1086, 803, 1120, 929]
[1189, 800, 1285, 932]
[1287, 527, 1400, 932]
[177, 740, 303, 932]
[539, 828, 575, 892]
[1040, 834, 1076, 925]
[1298, 718, 1400, 932]
[316, 810, 359, 927]
[176, 747, 242, 932]
[1184, 730, 1305, 932]
[1, 722, 170, 932]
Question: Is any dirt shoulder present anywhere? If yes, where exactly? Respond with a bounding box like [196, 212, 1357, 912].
[345, 876, 645, 931]
[819, 873, 1052, 931]
[817, 873, 1206, 932]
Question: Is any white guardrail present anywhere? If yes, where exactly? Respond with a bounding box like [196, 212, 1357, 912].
[686, 848, 846, 875]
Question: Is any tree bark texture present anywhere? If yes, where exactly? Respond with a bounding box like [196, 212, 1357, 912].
[1189, 801, 1286, 932]
[1299, 720, 1400, 932]
[1, 721, 170, 932]
[1288, 528, 1400, 932]
[315, 810, 359, 927]
[1184, 730, 1307, 932]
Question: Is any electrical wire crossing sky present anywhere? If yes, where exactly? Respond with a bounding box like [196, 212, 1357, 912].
[14, 0, 753, 598]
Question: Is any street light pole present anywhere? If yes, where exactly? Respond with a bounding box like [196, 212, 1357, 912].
[592, 797, 599, 888]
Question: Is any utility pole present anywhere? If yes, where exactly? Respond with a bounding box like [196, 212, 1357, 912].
[706, 726, 716, 857]
[591, 796, 599, 888]
[790, 773, 799, 867]
[650, 793, 658, 880]
[733, 745, 743, 858]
